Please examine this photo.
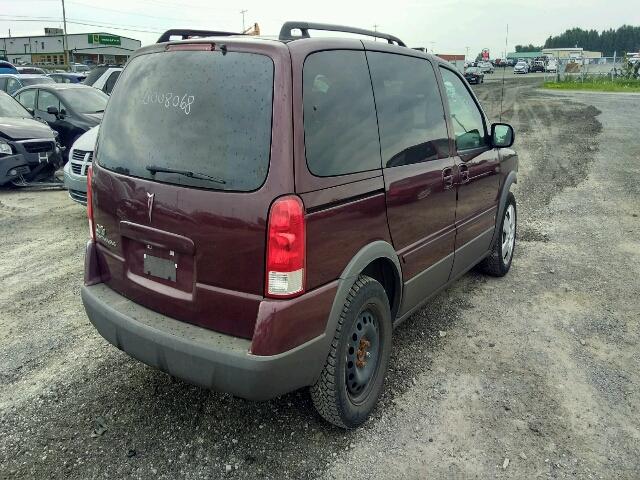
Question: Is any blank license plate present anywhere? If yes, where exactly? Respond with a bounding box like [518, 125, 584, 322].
[143, 254, 176, 282]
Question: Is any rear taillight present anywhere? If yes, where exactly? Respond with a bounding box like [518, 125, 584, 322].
[265, 196, 305, 298]
[87, 165, 95, 241]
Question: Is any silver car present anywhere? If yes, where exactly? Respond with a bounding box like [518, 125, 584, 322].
[513, 61, 529, 74]
[63, 126, 98, 204]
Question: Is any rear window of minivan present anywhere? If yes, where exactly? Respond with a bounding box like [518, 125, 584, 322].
[96, 50, 274, 191]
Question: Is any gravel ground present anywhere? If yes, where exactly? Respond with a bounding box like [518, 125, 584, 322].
[1, 76, 639, 479]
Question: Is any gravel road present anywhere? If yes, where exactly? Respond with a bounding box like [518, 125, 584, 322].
[1, 77, 639, 479]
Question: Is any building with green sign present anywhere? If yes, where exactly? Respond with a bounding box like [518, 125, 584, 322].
[0, 28, 141, 66]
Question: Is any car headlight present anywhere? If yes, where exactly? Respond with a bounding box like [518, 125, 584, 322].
[0, 138, 13, 156]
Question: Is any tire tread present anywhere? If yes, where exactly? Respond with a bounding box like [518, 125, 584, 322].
[310, 275, 381, 428]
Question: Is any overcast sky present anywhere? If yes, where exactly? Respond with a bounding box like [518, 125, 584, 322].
[2, 0, 638, 58]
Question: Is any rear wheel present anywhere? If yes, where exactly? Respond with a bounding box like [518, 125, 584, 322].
[311, 275, 392, 429]
[478, 192, 516, 277]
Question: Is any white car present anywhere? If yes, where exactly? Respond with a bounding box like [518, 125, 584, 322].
[83, 66, 122, 95]
[69, 63, 91, 73]
[513, 61, 529, 74]
[546, 60, 558, 73]
[477, 61, 494, 74]
[63, 126, 98, 204]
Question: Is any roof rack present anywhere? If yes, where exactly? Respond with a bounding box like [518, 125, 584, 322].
[278, 21, 406, 47]
[157, 29, 242, 44]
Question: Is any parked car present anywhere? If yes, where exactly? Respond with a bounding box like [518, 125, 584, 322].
[17, 66, 48, 75]
[82, 22, 518, 429]
[48, 72, 87, 84]
[63, 125, 98, 204]
[545, 60, 558, 73]
[0, 61, 18, 74]
[69, 63, 91, 73]
[0, 74, 55, 95]
[82, 66, 122, 95]
[513, 61, 529, 74]
[0, 90, 62, 186]
[530, 60, 545, 73]
[464, 66, 484, 84]
[477, 61, 494, 74]
[13, 83, 107, 159]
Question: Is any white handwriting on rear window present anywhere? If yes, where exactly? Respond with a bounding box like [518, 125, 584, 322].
[142, 91, 195, 115]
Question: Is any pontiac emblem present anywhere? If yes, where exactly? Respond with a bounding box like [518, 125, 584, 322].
[146, 192, 155, 223]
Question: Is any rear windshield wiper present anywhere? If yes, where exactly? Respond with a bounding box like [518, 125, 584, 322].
[146, 165, 226, 185]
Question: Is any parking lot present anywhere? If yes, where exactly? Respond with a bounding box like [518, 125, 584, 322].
[1, 74, 639, 479]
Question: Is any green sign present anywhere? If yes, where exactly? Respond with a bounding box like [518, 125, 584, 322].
[88, 34, 121, 46]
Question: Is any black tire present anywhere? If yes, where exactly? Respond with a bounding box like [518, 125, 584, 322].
[310, 275, 392, 429]
[478, 192, 516, 277]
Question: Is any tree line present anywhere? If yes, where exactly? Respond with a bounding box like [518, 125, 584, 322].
[514, 25, 640, 56]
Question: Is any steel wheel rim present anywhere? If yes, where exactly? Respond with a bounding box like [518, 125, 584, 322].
[345, 307, 381, 403]
[501, 204, 516, 264]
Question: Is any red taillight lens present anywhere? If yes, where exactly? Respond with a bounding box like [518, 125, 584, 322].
[265, 195, 305, 298]
[87, 165, 95, 241]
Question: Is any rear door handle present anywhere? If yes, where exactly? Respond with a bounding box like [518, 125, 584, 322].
[459, 164, 470, 184]
[442, 167, 454, 189]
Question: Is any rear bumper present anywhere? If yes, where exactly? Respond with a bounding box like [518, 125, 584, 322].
[81, 283, 329, 400]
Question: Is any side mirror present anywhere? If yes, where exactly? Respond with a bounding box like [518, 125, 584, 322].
[491, 123, 514, 148]
[46, 106, 59, 116]
[26, 107, 34, 116]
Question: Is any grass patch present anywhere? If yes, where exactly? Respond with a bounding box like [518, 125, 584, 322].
[543, 77, 640, 92]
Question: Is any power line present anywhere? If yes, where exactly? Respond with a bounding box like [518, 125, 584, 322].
[66, 0, 207, 24]
[0, 15, 163, 33]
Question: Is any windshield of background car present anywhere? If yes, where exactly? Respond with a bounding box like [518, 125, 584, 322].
[21, 77, 55, 86]
[58, 88, 108, 113]
[82, 67, 109, 86]
[0, 92, 31, 118]
[466, 68, 480, 73]
[96, 50, 274, 192]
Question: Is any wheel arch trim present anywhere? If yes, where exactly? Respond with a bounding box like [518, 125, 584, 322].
[309, 241, 402, 383]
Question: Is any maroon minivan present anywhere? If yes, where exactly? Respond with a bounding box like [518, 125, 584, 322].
[82, 22, 518, 428]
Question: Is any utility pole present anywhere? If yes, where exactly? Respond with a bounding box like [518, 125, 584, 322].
[465, 46, 469, 61]
[429, 41, 435, 54]
[240, 9, 247, 32]
[61, 0, 69, 66]
[373, 24, 379, 42]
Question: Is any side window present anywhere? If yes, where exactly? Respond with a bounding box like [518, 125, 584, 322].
[439, 68, 488, 151]
[6, 78, 21, 96]
[16, 90, 36, 111]
[367, 52, 450, 168]
[104, 71, 120, 94]
[0, 78, 6, 91]
[37, 90, 60, 112]
[303, 50, 381, 176]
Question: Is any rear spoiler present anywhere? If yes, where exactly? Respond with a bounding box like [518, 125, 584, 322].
[156, 29, 242, 43]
